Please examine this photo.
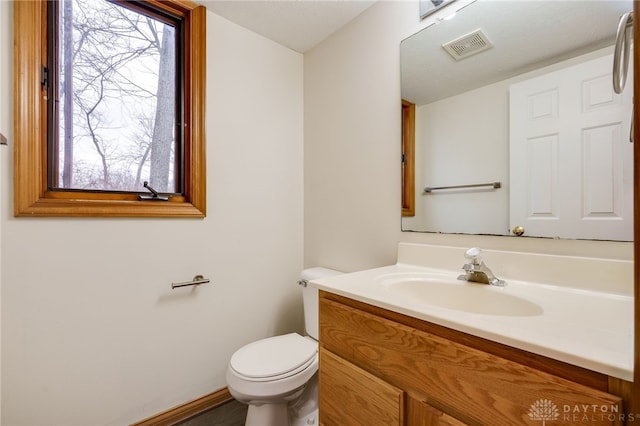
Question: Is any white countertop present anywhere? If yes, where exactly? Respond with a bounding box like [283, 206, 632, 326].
[311, 258, 633, 381]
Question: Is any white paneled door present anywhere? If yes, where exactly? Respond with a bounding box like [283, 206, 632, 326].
[510, 53, 633, 241]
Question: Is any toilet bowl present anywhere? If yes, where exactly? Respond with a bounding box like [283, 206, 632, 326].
[226, 267, 341, 426]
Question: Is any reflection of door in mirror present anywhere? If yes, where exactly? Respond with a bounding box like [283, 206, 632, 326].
[510, 53, 633, 241]
[402, 100, 415, 217]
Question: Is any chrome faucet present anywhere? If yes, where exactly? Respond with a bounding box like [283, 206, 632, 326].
[457, 247, 507, 287]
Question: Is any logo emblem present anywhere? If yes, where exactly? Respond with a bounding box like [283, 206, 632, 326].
[528, 399, 559, 425]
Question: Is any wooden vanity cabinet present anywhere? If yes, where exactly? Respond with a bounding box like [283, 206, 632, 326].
[318, 291, 630, 426]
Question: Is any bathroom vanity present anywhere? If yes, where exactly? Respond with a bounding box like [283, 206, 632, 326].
[311, 244, 633, 425]
[318, 291, 629, 425]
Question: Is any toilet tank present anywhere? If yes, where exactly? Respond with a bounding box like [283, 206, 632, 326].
[300, 267, 342, 340]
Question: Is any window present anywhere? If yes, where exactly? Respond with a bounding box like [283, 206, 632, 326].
[14, 0, 206, 217]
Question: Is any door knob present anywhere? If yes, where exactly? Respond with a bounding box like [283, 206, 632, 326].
[512, 226, 525, 236]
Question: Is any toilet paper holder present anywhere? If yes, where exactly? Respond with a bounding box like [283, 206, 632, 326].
[171, 275, 211, 289]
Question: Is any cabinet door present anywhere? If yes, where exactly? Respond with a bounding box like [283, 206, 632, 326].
[320, 296, 623, 425]
[319, 348, 404, 426]
[407, 396, 468, 426]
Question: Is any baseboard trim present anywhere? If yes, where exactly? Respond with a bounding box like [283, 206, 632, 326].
[131, 387, 233, 426]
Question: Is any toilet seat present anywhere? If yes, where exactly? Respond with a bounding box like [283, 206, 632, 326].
[230, 333, 317, 382]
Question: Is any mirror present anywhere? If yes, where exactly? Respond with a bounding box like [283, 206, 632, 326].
[401, 0, 634, 241]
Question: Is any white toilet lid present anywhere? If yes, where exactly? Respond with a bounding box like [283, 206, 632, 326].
[230, 333, 317, 379]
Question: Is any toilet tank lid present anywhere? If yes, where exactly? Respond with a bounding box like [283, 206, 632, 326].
[230, 333, 317, 379]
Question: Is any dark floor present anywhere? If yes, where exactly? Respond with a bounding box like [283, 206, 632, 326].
[177, 399, 247, 426]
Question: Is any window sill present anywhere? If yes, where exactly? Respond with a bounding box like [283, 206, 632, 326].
[15, 195, 205, 218]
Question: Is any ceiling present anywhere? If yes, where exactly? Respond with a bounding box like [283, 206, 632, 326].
[198, 0, 377, 53]
[198, 0, 632, 101]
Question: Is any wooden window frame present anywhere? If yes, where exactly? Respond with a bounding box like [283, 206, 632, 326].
[14, 0, 206, 218]
[401, 99, 415, 217]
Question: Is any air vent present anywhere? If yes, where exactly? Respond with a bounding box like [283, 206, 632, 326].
[442, 29, 493, 61]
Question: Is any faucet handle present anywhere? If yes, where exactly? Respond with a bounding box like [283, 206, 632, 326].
[464, 247, 483, 264]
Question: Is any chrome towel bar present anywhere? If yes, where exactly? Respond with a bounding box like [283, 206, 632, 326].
[613, 11, 634, 143]
[424, 181, 501, 193]
[171, 275, 210, 289]
[613, 11, 633, 94]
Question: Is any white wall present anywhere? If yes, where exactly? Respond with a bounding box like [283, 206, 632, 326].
[304, 0, 633, 273]
[1, 8, 304, 425]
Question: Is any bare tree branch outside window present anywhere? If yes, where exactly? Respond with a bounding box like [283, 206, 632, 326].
[56, 0, 178, 193]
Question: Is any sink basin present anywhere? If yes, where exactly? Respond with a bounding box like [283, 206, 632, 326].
[376, 272, 543, 317]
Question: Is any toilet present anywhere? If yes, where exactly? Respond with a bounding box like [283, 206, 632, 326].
[226, 267, 342, 426]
